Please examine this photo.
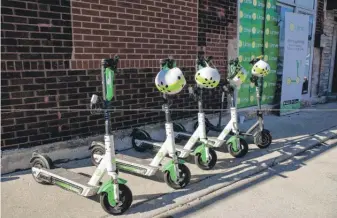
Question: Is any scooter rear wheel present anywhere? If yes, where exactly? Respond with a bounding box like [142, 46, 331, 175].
[227, 138, 248, 158]
[194, 148, 217, 170]
[254, 130, 272, 149]
[164, 164, 191, 189]
[173, 123, 187, 143]
[31, 156, 52, 184]
[193, 121, 210, 134]
[100, 184, 133, 215]
[131, 130, 152, 152]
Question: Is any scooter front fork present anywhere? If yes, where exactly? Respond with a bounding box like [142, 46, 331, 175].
[198, 139, 210, 163]
[108, 172, 120, 203]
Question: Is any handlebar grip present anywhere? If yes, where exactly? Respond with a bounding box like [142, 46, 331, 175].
[249, 55, 264, 65]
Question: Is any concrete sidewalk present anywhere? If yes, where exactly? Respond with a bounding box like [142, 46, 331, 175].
[1, 102, 337, 218]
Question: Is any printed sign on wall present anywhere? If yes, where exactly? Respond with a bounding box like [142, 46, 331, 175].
[280, 12, 309, 115]
[238, 0, 279, 108]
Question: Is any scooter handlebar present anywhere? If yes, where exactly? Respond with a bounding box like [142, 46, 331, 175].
[104, 55, 119, 70]
[249, 55, 264, 65]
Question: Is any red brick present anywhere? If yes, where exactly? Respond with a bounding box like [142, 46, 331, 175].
[82, 9, 100, 16]
[141, 0, 154, 5]
[93, 42, 109, 47]
[73, 28, 92, 34]
[110, 18, 126, 25]
[73, 15, 91, 22]
[133, 3, 147, 10]
[101, 24, 117, 29]
[72, 8, 81, 14]
[82, 22, 100, 29]
[127, 20, 141, 26]
[149, 17, 161, 23]
[75, 47, 84, 53]
[119, 48, 134, 53]
[75, 54, 93, 59]
[109, 6, 125, 13]
[135, 37, 149, 43]
[72, 1, 90, 9]
[102, 47, 119, 53]
[127, 32, 141, 37]
[142, 21, 155, 27]
[102, 36, 118, 42]
[126, 8, 141, 15]
[92, 29, 110, 35]
[134, 15, 148, 21]
[100, 11, 117, 17]
[73, 34, 83, 40]
[83, 35, 102, 41]
[119, 25, 134, 31]
[91, 3, 109, 11]
[118, 13, 133, 20]
[135, 26, 148, 32]
[74, 41, 93, 47]
[92, 16, 110, 23]
[142, 43, 155, 49]
[110, 42, 126, 48]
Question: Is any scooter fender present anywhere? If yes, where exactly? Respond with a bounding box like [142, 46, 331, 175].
[30, 152, 53, 169]
[98, 178, 128, 206]
[192, 143, 207, 163]
[130, 128, 151, 138]
[162, 159, 185, 182]
[226, 135, 244, 152]
[89, 141, 104, 150]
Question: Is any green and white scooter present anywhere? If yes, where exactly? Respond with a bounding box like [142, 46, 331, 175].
[90, 57, 191, 189]
[241, 56, 272, 148]
[30, 57, 132, 215]
[131, 56, 220, 170]
[191, 56, 273, 149]
[174, 58, 250, 158]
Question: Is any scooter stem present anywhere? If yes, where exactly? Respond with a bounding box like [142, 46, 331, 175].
[162, 94, 171, 123]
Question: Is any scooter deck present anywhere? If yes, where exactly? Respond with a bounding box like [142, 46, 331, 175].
[116, 153, 153, 166]
[115, 154, 158, 176]
[33, 167, 98, 196]
[138, 138, 191, 153]
[49, 168, 92, 185]
[206, 136, 226, 148]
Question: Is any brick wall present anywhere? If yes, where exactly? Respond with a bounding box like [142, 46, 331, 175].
[1, 0, 237, 150]
[316, 0, 325, 36]
[318, 9, 337, 95]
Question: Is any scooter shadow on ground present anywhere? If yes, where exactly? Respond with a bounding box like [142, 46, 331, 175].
[123, 137, 336, 216]
[0, 176, 20, 182]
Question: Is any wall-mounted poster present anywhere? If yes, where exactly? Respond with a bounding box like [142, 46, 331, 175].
[238, 0, 279, 109]
[279, 12, 309, 115]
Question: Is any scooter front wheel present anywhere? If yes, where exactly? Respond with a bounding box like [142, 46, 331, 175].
[164, 164, 191, 189]
[100, 184, 133, 215]
[254, 130, 272, 149]
[194, 148, 217, 170]
[227, 138, 248, 158]
[91, 145, 105, 167]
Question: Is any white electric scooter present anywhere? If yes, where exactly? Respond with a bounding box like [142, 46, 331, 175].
[89, 57, 191, 189]
[30, 57, 132, 215]
[132, 56, 219, 170]
[174, 58, 249, 158]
